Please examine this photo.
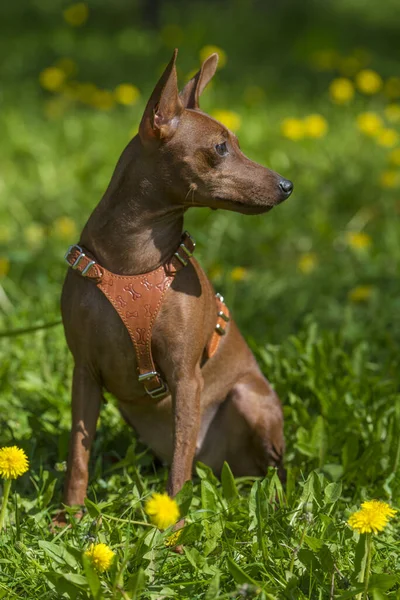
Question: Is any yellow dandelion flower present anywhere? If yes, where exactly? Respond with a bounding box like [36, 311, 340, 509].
[348, 500, 397, 534]
[356, 69, 383, 95]
[84, 543, 114, 572]
[164, 529, 182, 547]
[145, 492, 180, 530]
[297, 253, 318, 274]
[329, 78, 355, 105]
[230, 266, 248, 281]
[114, 84, 140, 106]
[356, 112, 383, 137]
[388, 148, 400, 166]
[52, 216, 77, 240]
[211, 109, 241, 132]
[63, 3, 89, 27]
[0, 447, 29, 479]
[303, 114, 328, 138]
[0, 257, 10, 277]
[346, 231, 371, 250]
[281, 117, 305, 141]
[200, 45, 227, 68]
[361, 500, 397, 519]
[376, 128, 398, 148]
[24, 223, 45, 249]
[39, 67, 66, 92]
[385, 103, 400, 123]
[348, 285, 374, 303]
[384, 76, 400, 100]
[380, 170, 400, 188]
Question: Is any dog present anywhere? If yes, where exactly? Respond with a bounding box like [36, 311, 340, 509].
[60, 49, 293, 511]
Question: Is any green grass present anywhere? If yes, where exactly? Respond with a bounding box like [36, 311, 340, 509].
[1, 0, 400, 598]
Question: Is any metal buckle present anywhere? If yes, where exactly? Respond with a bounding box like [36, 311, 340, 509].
[82, 260, 96, 276]
[174, 251, 188, 267]
[218, 310, 230, 322]
[215, 323, 226, 336]
[64, 244, 85, 269]
[182, 231, 196, 252]
[64, 245, 97, 277]
[138, 371, 169, 399]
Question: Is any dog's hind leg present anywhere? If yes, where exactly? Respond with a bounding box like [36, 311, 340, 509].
[199, 373, 285, 480]
[63, 365, 103, 507]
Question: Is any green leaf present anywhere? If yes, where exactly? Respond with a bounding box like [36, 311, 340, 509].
[221, 462, 238, 502]
[304, 535, 324, 552]
[126, 568, 146, 599]
[201, 480, 218, 515]
[204, 519, 223, 556]
[297, 549, 321, 571]
[38, 540, 78, 568]
[83, 555, 102, 600]
[226, 557, 258, 586]
[84, 497, 101, 519]
[353, 534, 367, 585]
[311, 416, 328, 468]
[255, 481, 267, 561]
[175, 480, 193, 517]
[196, 462, 219, 486]
[205, 571, 220, 600]
[337, 585, 366, 599]
[324, 482, 342, 504]
[184, 547, 206, 571]
[177, 522, 203, 545]
[369, 573, 398, 592]
[41, 477, 57, 508]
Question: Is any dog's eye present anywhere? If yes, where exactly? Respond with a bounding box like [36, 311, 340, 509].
[215, 142, 228, 157]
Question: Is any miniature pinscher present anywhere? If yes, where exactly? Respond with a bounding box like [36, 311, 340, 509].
[61, 50, 293, 512]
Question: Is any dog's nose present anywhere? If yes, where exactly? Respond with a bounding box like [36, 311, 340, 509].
[279, 179, 294, 196]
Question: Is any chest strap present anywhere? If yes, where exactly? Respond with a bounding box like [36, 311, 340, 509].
[64, 232, 229, 399]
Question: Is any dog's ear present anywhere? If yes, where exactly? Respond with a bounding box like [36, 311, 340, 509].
[139, 49, 183, 143]
[179, 53, 219, 110]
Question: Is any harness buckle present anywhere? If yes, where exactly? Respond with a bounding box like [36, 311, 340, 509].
[65, 244, 86, 269]
[64, 245, 98, 278]
[138, 371, 169, 399]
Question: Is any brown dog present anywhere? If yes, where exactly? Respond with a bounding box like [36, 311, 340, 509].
[61, 50, 293, 509]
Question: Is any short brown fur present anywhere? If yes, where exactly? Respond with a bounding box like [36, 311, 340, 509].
[60, 50, 293, 513]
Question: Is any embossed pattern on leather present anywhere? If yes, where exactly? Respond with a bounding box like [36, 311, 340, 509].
[65, 232, 227, 397]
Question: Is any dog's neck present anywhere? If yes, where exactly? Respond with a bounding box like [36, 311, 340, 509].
[80, 136, 185, 275]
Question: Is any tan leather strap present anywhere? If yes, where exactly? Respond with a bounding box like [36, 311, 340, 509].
[206, 293, 230, 359]
[64, 232, 196, 399]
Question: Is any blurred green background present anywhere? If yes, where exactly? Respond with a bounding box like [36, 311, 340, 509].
[1, 0, 400, 482]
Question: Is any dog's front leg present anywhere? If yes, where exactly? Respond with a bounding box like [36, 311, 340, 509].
[167, 367, 203, 497]
[63, 364, 102, 507]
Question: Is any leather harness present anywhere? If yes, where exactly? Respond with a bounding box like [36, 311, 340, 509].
[64, 231, 230, 399]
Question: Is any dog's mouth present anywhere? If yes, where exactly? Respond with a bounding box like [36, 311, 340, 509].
[213, 197, 274, 215]
[185, 197, 274, 215]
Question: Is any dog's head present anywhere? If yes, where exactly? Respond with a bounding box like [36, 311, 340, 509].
[138, 50, 293, 215]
